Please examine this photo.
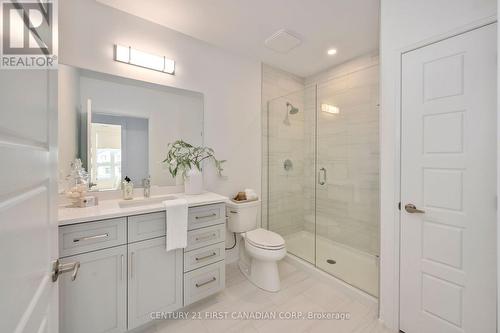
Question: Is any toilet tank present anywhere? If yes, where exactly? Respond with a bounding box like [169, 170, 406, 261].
[226, 200, 261, 233]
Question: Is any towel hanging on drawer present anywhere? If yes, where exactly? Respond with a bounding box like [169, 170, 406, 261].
[164, 198, 188, 251]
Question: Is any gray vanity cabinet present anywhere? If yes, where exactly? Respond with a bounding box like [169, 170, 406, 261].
[127, 237, 183, 330]
[58, 202, 226, 333]
[59, 246, 127, 333]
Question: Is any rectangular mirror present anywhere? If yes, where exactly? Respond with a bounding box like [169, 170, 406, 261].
[58, 64, 204, 191]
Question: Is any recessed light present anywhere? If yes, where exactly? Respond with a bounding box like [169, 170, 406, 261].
[327, 49, 337, 56]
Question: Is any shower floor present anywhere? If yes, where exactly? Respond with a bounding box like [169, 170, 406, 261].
[283, 230, 379, 297]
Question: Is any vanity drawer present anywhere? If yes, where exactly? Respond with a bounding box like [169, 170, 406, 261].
[188, 203, 225, 230]
[128, 211, 166, 243]
[186, 224, 226, 252]
[184, 242, 225, 272]
[59, 218, 127, 257]
[184, 260, 225, 306]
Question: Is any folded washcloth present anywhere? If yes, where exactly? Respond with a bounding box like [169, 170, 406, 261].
[164, 198, 188, 251]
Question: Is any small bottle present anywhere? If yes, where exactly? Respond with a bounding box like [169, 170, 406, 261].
[122, 176, 134, 200]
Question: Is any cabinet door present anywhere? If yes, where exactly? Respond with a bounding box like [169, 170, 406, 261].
[60, 246, 127, 333]
[128, 237, 183, 329]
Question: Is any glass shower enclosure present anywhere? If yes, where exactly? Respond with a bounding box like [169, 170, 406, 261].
[265, 65, 380, 296]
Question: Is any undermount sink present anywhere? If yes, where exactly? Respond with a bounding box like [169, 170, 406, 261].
[118, 195, 178, 208]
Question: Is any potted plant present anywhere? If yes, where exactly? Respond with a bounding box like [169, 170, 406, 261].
[163, 140, 225, 194]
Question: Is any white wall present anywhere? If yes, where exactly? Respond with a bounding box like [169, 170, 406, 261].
[59, 0, 262, 200]
[379, 0, 496, 330]
[305, 53, 378, 85]
[58, 64, 80, 189]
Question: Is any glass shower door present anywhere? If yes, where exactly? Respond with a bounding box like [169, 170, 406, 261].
[266, 86, 316, 264]
[315, 67, 380, 296]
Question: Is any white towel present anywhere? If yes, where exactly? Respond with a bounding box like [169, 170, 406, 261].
[244, 189, 258, 201]
[164, 198, 188, 251]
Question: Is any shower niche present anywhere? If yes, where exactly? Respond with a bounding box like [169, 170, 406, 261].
[264, 64, 380, 297]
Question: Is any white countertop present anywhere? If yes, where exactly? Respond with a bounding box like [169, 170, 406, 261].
[58, 191, 228, 226]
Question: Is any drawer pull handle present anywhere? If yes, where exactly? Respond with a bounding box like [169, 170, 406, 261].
[73, 233, 109, 243]
[195, 252, 217, 261]
[195, 213, 217, 220]
[195, 233, 217, 242]
[195, 277, 216, 288]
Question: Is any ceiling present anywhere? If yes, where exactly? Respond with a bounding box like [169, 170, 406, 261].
[96, 0, 380, 77]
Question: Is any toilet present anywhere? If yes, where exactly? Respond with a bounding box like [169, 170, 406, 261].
[226, 200, 286, 292]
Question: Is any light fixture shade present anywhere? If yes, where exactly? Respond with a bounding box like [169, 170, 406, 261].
[114, 44, 175, 75]
[130, 48, 164, 71]
[115, 45, 130, 63]
[321, 103, 340, 114]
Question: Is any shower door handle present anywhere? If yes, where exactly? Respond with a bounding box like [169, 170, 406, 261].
[318, 168, 327, 185]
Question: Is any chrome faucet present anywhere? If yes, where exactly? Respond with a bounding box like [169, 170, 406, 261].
[142, 176, 151, 198]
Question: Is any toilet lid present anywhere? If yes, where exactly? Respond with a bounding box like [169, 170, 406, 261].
[245, 228, 285, 249]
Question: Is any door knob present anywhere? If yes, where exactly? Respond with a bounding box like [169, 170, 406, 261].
[405, 204, 425, 214]
[318, 168, 327, 185]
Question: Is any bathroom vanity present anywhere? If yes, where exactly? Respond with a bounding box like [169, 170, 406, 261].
[58, 192, 227, 333]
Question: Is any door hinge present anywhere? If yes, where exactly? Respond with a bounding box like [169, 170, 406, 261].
[398, 202, 401, 211]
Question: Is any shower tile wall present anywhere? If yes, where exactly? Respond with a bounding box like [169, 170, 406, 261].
[261, 64, 305, 235]
[309, 64, 380, 256]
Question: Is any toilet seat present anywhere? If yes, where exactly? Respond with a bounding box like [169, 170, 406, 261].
[245, 228, 285, 250]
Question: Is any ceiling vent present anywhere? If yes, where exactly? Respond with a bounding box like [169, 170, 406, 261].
[264, 29, 302, 53]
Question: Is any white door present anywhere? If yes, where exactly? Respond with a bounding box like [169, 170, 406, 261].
[59, 246, 127, 333]
[127, 237, 183, 330]
[0, 70, 59, 332]
[400, 24, 497, 333]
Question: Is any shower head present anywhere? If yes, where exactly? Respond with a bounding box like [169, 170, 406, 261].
[286, 102, 299, 114]
[283, 102, 299, 125]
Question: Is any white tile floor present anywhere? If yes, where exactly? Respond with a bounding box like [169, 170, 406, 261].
[136, 261, 393, 333]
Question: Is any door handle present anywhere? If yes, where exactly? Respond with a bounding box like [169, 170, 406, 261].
[318, 168, 327, 185]
[130, 252, 134, 279]
[120, 254, 124, 281]
[405, 204, 425, 214]
[51, 259, 80, 282]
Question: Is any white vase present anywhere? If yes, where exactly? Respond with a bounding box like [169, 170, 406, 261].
[184, 168, 203, 195]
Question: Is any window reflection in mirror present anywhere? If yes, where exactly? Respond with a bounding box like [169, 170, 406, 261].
[90, 123, 122, 190]
[89, 113, 149, 191]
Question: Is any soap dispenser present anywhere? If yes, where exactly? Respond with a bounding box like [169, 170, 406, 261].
[122, 176, 134, 200]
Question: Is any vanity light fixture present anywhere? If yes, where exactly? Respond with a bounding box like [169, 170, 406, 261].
[321, 103, 340, 114]
[114, 44, 175, 75]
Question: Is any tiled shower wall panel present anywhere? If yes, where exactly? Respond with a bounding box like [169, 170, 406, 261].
[261, 64, 305, 231]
